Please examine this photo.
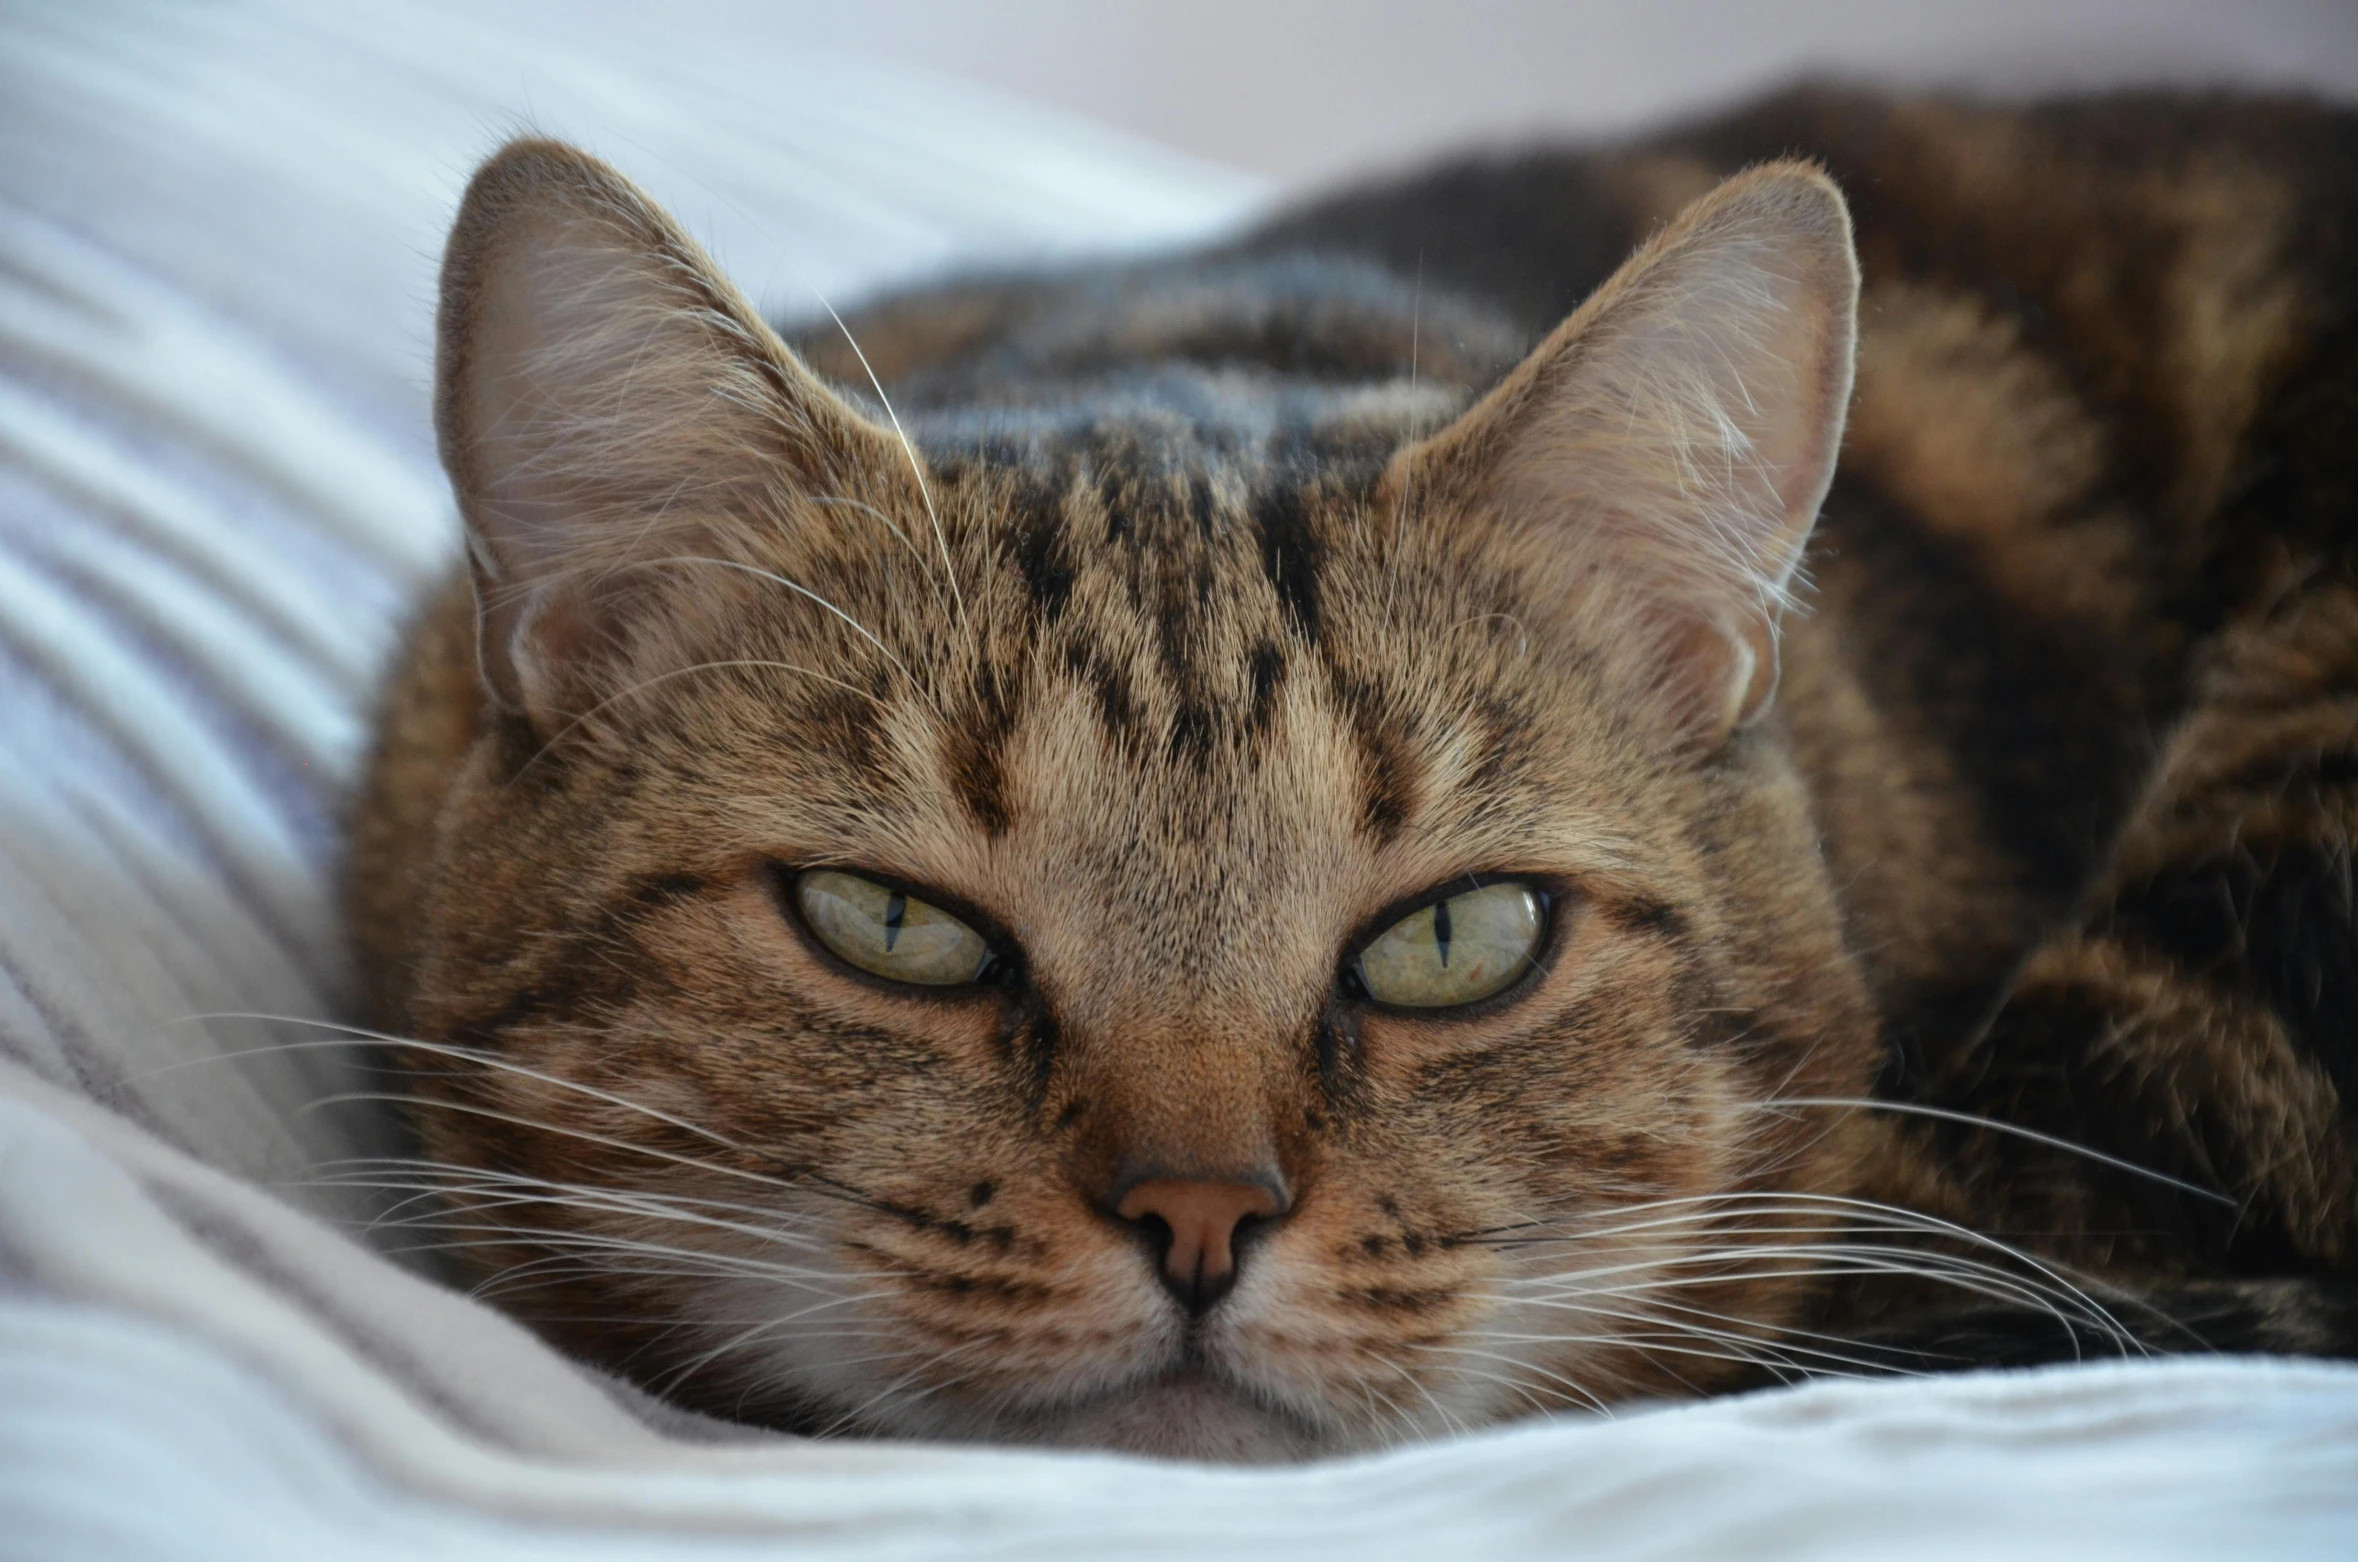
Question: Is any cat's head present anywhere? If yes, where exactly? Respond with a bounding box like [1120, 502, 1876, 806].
[397, 139, 1873, 1458]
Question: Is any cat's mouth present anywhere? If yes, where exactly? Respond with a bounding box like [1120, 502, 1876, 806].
[1012, 1369, 1326, 1463]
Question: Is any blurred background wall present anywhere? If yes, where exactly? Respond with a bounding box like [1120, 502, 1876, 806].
[620, 0, 2358, 186]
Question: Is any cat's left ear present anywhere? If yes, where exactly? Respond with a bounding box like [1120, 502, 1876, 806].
[1402, 161, 1858, 744]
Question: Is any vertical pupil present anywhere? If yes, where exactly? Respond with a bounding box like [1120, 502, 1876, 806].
[1432, 896, 1452, 968]
[883, 890, 908, 951]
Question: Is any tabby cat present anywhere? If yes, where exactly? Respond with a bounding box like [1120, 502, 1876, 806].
[347, 86, 2358, 1459]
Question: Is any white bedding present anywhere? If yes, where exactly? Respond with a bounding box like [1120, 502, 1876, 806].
[0, 3, 2353, 1556]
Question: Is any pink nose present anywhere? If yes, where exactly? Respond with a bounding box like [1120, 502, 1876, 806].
[1114, 1176, 1285, 1312]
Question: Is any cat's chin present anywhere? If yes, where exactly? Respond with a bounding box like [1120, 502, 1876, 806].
[1009, 1373, 1329, 1463]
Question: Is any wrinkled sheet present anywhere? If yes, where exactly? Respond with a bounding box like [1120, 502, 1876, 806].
[0, 3, 2353, 1556]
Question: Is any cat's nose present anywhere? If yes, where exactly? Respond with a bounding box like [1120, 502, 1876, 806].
[1111, 1172, 1287, 1314]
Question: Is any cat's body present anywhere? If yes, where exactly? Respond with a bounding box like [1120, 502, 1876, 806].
[350, 87, 2358, 1458]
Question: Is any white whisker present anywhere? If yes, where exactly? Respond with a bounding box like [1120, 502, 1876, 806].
[805, 293, 969, 637]
[1755, 1097, 2239, 1206]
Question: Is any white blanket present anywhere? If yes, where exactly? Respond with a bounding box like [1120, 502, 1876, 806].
[1, 4, 2353, 1557]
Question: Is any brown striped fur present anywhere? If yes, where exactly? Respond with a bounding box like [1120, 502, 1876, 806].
[347, 86, 2358, 1458]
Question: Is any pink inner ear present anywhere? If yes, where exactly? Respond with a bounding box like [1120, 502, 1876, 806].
[460, 209, 694, 568]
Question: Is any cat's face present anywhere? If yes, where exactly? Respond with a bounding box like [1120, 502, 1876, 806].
[395, 141, 1874, 1458]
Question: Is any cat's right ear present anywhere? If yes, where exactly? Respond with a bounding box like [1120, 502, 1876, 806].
[1398, 162, 1858, 747]
[435, 138, 906, 727]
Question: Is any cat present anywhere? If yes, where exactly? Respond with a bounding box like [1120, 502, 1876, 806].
[346, 85, 2358, 1460]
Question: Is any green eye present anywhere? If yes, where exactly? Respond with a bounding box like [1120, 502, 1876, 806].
[795, 870, 994, 987]
[1354, 882, 1545, 1009]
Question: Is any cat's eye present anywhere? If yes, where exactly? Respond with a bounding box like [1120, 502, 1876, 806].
[1353, 881, 1546, 1009]
[795, 870, 996, 988]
